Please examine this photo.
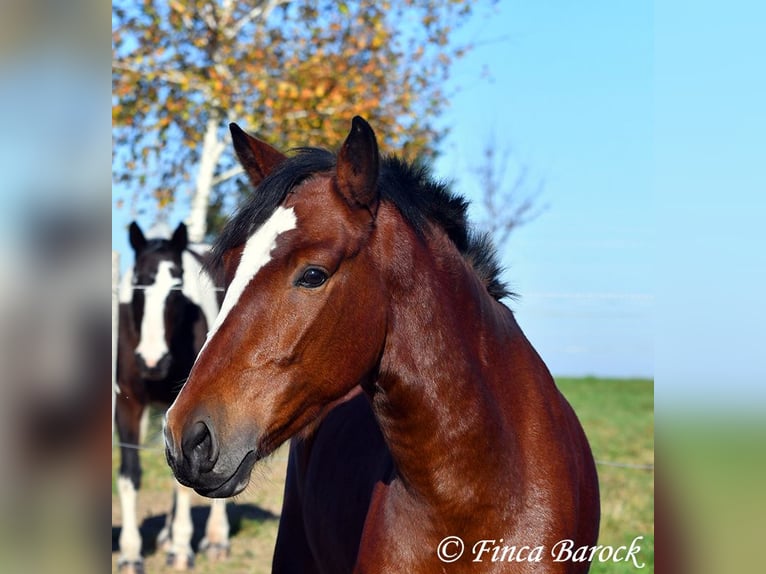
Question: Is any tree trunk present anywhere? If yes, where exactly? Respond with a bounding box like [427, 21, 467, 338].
[186, 114, 226, 243]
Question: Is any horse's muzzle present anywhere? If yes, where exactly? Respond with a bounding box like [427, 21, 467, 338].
[164, 417, 257, 498]
[136, 352, 172, 380]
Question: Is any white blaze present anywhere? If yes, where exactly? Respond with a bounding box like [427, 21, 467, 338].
[202, 206, 297, 352]
[166, 206, 297, 419]
[135, 260, 179, 367]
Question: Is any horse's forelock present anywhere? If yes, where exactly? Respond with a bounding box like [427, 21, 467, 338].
[208, 148, 336, 274]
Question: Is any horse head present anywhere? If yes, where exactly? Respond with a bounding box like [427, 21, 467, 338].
[128, 221, 188, 381]
[165, 118, 388, 496]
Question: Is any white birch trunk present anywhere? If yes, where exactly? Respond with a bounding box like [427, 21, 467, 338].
[186, 114, 226, 243]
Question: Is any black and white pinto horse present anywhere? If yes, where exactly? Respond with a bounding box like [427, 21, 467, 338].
[115, 221, 228, 573]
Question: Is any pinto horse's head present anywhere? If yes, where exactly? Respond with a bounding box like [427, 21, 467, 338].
[128, 221, 188, 381]
[164, 118, 389, 497]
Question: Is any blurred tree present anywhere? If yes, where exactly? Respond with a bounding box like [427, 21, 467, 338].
[113, 0, 486, 241]
[473, 140, 547, 253]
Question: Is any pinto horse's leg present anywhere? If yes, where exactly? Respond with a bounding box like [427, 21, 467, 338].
[155, 489, 175, 553]
[117, 476, 143, 574]
[200, 498, 230, 561]
[115, 394, 145, 574]
[166, 481, 195, 570]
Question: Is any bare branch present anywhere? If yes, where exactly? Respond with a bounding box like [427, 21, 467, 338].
[473, 139, 546, 253]
[211, 165, 244, 186]
[199, 2, 219, 30]
[227, 0, 290, 38]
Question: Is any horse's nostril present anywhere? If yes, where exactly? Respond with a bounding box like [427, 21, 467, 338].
[182, 420, 219, 474]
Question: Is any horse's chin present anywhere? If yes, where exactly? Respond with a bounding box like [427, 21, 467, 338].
[140, 368, 170, 381]
[187, 450, 259, 499]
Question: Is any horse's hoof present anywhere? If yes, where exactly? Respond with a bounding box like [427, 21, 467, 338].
[166, 550, 195, 570]
[117, 558, 145, 574]
[200, 538, 230, 561]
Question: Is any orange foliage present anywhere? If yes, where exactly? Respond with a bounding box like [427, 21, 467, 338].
[113, 0, 481, 214]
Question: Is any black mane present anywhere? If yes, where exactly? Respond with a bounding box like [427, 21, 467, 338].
[210, 149, 511, 301]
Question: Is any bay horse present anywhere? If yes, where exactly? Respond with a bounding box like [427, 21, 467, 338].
[164, 117, 600, 572]
[115, 221, 229, 573]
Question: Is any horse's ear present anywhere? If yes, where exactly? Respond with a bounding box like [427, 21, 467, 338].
[336, 116, 380, 211]
[230, 123, 287, 187]
[129, 222, 146, 253]
[171, 222, 188, 252]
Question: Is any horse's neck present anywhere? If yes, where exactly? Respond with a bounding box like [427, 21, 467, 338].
[372, 227, 553, 518]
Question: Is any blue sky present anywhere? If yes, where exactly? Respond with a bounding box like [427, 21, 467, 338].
[431, 1, 653, 378]
[114, 2, 766, 398]
[436, 1, 765, 405]
[653, 1, 766, 407]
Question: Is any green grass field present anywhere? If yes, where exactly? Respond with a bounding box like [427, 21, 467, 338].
[112, 377, 654, 573]
[557, 378, 654, 573]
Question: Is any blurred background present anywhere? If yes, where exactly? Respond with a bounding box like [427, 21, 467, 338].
[0, 0, 762, 572]
[0, 1, 109, 573]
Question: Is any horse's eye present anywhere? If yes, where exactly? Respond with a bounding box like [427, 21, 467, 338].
[296, 267, 329, 289]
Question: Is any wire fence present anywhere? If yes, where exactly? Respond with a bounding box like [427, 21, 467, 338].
[111, 251, 654, 473]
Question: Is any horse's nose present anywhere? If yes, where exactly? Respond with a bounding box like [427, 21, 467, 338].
[136, 352, 171, 379]
[180, 420, 219, 476]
